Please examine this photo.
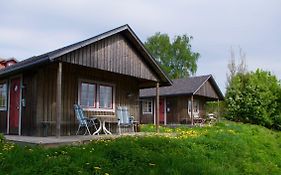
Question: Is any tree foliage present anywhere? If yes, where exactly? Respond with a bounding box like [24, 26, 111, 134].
[225, 69, 281, 130]
[144, 32, 200, 79]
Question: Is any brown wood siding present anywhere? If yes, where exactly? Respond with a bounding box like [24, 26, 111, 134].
[21, 71, 38, 135]
[0, 111, 7, 133]
[35, 64, 58, 136]
[58, 34, 158, 82]
[195, 80, 219, 99]
[166, 96, 179, 124]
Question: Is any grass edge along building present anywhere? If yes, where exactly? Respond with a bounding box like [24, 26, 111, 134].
[0, 24, 171, 136]
[139, 75, 224, 125]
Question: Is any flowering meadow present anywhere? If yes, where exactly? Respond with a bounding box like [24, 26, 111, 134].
[0, 121, 281, 175]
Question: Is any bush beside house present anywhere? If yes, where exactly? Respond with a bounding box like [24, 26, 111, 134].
[225, 69, 281, 130]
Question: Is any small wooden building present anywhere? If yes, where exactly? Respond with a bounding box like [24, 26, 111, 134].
[0, 25, 171, 136]
[0, 58, 18, 69]
[139, 75, 224, 124]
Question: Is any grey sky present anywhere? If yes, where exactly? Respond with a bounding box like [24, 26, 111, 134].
[1, 0, 281, 92]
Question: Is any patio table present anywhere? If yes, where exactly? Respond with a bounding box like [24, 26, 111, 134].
[92, 115, 117, 135]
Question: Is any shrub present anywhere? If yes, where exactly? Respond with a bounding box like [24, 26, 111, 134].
[225, 69, 281, 130]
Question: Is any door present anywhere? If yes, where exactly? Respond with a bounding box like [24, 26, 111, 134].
[9, 77, 21, 134]
[159, 98, 165, 124]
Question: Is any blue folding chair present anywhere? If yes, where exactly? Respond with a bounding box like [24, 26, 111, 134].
[73, 104, 98, 135]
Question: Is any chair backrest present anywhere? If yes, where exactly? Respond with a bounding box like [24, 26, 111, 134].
[193, 113, 200, 119]
[122, 107, 130, 124]
[74, 104, 86, 125]
[117, 106, 123, 123]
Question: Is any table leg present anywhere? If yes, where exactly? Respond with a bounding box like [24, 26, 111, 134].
[103, 121, 112, 135]
[93, 118, 102, 135]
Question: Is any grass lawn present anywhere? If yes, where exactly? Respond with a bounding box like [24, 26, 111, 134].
[0, 121, 281, 175]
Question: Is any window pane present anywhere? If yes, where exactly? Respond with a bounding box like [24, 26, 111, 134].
[80, 82, 96, 107]
[143, 100, 152, 113]
[188, 100, 191, 113]
[99, 85, 112, 109]
[0, 83, 7, 108]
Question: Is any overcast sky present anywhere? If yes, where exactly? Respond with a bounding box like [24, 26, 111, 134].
[1, 0, 280, 93]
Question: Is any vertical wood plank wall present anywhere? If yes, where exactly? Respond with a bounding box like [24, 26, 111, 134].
[21, 71, 38, 135]
[0, 111, 6, 133]
[58, 33, 158, 82]
[195, 80, 219, 99]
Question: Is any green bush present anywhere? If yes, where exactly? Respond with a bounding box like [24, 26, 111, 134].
[225, 69, 281, 130]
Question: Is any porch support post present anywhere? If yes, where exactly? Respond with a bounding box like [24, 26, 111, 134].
[191, 95, 194, 125]
[156, 82, 160, 133]
[56, 62, 62, 138]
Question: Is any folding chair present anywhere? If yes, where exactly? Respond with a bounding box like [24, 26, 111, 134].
[73, 104, 98, 135]
[116, 106, 134, 134]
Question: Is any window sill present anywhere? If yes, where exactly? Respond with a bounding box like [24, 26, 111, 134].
[142, 112, 153, 115]
[0, 107, 7, 111]
[82, 107, 115, 113]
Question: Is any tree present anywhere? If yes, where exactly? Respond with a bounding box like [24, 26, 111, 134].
[226, 47, 247, 87]
[144, 32, 200, 79]
[225, 69, 281, 130]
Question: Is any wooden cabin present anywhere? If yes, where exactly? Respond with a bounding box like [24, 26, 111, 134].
[0, 25, 171, 136]
[139, 75, 224, 124]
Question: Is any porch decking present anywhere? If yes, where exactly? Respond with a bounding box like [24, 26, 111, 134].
[4, 132, 179, 148]
[4, 134, 134, 148]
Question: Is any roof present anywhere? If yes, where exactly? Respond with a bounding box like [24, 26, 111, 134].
[140, 75, 224, 100]
[0, 58, 18, 64]
[0, 25, 172, 86]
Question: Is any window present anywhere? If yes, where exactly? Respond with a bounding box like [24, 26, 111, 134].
[80, 82, 96, 107]
[194, 101, 199, 113]
[79, 80, 114, 111]
[142, 99, 153, 114]
[99, 85, 113, 109]
[187, 100, 199, 114]
[188, 100, 191, 113]
[0, 83, 7, 110]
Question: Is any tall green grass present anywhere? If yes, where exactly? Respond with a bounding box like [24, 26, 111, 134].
[0, 121, 281, 175]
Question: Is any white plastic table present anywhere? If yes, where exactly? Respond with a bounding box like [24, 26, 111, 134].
[92, 115, 117, 135]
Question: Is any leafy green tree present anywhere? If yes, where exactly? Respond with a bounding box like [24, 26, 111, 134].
[225, 69, 281, 130]
[144, 32, 200, 79]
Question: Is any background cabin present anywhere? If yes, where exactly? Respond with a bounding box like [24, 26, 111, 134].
[139, 75, 224, 124]
[0, 58, 18, 69]
[0, 25, 171, 136]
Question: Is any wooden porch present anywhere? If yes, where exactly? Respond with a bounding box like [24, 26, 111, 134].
[4, 133, 137, 148]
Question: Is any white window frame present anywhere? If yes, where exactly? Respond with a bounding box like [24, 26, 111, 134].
[78, 79, 115, 112]
[142, 99, 153, 114]
[188, 99, 199, 114]
[98, 84, 114, 110]
[0, 81, 7, 111]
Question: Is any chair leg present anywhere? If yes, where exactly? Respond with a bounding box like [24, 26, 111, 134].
[76, 125, 81, 135]
[118, 125, 121, 135]
[132, 124, 135, 133]
[85, 125, 91, 135]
